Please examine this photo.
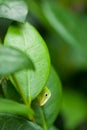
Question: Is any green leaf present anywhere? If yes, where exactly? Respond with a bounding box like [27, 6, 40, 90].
[41, 1, 87, 70]
[4, 22, 50, 105]
[0, 98, 34, 117]
[2, 79, 21, 102]
[50, 126, 59, 130]
[0, 0, 28, 22]
[0, 19, 12, 41]
[0, 45, 34, 76]
[62, 89, 87, 130]
[25, 0, 49, 27]
[32, 66, 62, 129]
[25, 1, 87, 70]
[43, 66, 62, 127]
[42, 1, 87, 49]
[0, 113, 43, 130]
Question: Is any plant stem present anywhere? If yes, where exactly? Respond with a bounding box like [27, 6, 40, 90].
[12, 74, 34, 120]
[39, 107, 48, 130]
[12, 74, 27, 104]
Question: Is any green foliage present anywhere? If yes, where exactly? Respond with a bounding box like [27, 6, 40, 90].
[42, 1, 87, 70]
[43, 67, 62, 127]
[2, 79, 21, 101]
[0, 0, 28, 22]
[4, 22, 50, 105]
[0, 0, 62, 129]
[0, 98, 34, 117]
[42, 1, 87, 48]
[0, 45, 34, 76]
[1, 0, 87, 129]
[62, 89, 87, 130]
[49, 126, 59, 130]
[25, 0, 87, 130]
[0, 114, 43, 130]
[32, 67, 62, 129]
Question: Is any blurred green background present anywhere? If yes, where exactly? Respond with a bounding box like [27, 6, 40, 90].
[26, 0, 87, 130]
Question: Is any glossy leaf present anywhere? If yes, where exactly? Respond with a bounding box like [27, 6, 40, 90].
[0, 98, 34, 117]
[0, 0, 28, 22]
[0, 113, 43, 130]
[0, 45, 34, 76]
[32, 66, 62, 128]
[4, 22, 50, 105]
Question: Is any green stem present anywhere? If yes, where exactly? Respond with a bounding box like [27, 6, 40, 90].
[12, 74, 34, 120]
[39, 107, 48, 130]
[12, 74, 28, 104]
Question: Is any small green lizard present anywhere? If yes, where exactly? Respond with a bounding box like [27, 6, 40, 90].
[37, 86, 51, 106]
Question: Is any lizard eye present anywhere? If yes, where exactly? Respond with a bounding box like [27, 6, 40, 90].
[45, 93, 48, 97]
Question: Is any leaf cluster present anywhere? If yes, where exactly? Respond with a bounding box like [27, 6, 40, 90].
[0, 0, 62, 130]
